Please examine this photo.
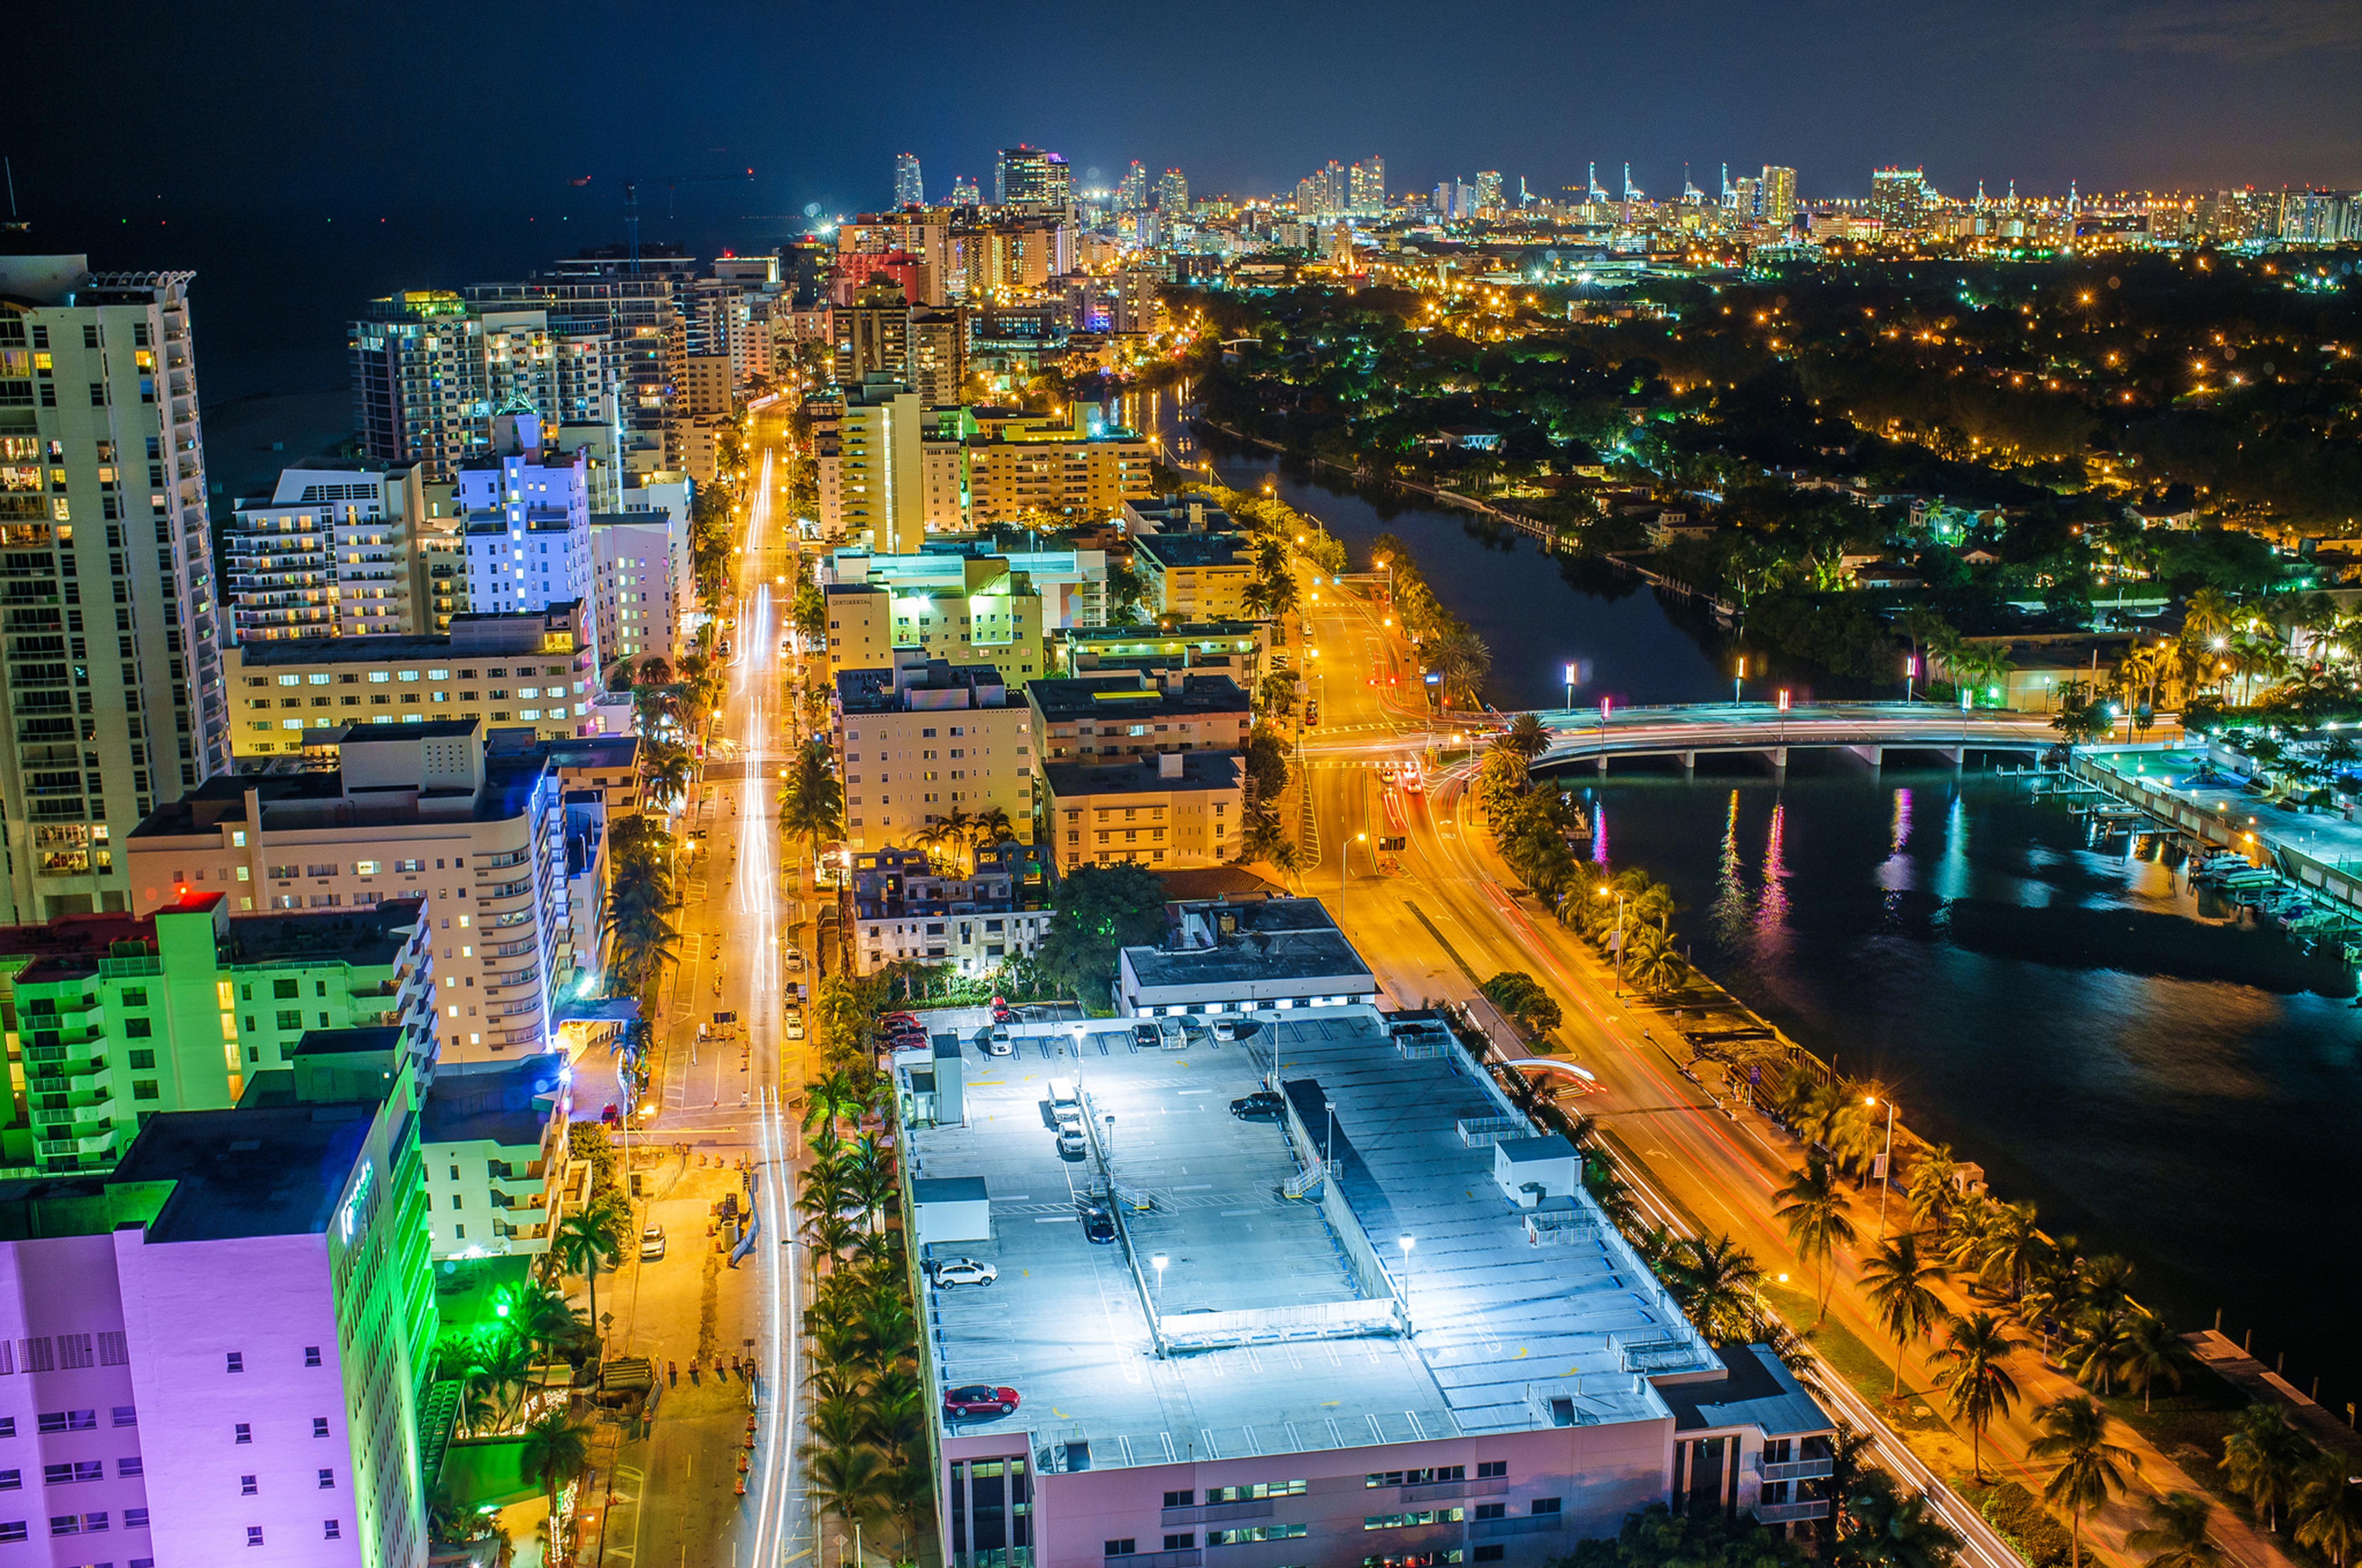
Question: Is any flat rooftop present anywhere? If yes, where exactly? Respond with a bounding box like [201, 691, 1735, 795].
[1024, 674, 1250, 722]
[107, 1102, 378, 1244]
[905, 1006, 1713, 1468]
[1042, 752, 1242, 800]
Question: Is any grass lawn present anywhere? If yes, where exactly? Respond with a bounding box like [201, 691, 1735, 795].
[1761, 1282, 1961, 1445]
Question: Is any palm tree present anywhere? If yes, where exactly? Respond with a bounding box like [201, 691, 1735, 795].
[2127, 1493, 2224, 1568]
[2221, 1403, 2313, 1533]
[777, 737, 846, 875]
[1261, 836, 1308, 891]
[1774, 1154, 1859, 1325]
[473, 1331, 536, 1430]
[517, 1411, 592, 1552]
[1971, 1200, 2049, 1299]
[1841, 1469, 1963, 1568]
[1860, 1232, 1946, 1396]
[971, 806, 1016, 856]
[805, 1441, 892, 1533]
[1625, 939, 1690, 998]
[1505, 710, 1550, 759]
[1905, 1144, 1961, 1237]
[800, 1070, 868, 1147]
[2033, 1395, 2140, 1568]
[2295, 1454, 2362, 1568]
[2063, 1310, 2136, 1397]
[1667, 1234, 1764, 1344]
[643, 745, 694, 813]
[2183, 587, 2236, 647]
[1431, 627, 1492, 712]
[2126, 1313, 2192, 1417]
[1930, 1311, 2022, 1479]
[551, 1201, 626, 1337]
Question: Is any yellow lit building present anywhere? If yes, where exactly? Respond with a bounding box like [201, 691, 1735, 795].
[964, 404, 1154, 524]
[820, 558, 1047, 689]
[1131, 533, 1257, 621]
[223, 604, 595, 761]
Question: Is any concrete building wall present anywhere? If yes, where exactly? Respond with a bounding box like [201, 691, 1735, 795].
[838, 706, 1034, 854]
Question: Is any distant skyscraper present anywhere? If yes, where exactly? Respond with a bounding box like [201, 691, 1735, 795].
[1155, 168, 1189, 214]
[1117, 162, 1148, 211]
[950, 175, 981, 207]
[895, 152, 924, 208]
[996, 146, 1068, 207]
[1474, 171, 1504, 215]
[1733, 176, 1761, 216]
[1760, 165, 1797, 224]
[0, 256, 231, 920]
[1348, 157, 1385, 216]
[1869, 167, 1928, 235]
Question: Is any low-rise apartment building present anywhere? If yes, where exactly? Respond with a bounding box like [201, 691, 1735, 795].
[1025, 672, 1253, 768]
[0, 894, 434, 1176]
[849, 844, 1049, 975]
[1052, 621, 1268, 686]
[222, 603, 597, 761]
[421, 1053, 569, 1260]
[1132, 532, 1257, 621]
[821, 542, 1111, 630]
[818, 561, 1047, 688]
[1042, 751, 1243, 874]
[835, 654, 1035, 854]
[124, 722, 573, 1065]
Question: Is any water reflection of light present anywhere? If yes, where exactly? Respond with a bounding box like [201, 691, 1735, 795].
[1711, 790, 1750, 944]
[1590, 788, 1609, 865]
[1934, 786, 1972, 902]
[1891, 787, 1913, 855]
[1756, 800, 1791, 937]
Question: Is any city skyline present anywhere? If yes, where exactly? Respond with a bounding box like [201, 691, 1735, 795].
[8, 0, 2360, 251]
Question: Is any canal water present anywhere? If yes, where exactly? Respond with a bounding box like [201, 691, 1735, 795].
[1140, 398, 2362, 1406]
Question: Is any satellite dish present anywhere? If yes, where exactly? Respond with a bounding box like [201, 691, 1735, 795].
[802, 202, 821, 219]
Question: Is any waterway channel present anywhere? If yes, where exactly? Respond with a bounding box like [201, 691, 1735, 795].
[1132, 392, 2362, 1410]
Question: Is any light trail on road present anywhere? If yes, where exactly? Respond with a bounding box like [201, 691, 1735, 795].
[735, 444, 802, 1568]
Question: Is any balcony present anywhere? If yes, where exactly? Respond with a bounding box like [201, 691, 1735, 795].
[1756, 1458, 1835, 1484]
[1754, 1500, 1832, 1524]
[1471, 1515, 1565, 1538]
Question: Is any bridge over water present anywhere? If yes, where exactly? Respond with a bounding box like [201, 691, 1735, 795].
[1517, 702, 2069, 776]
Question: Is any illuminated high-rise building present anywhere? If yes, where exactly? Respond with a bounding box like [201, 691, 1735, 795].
[0, 256, 231, 921]
[1117, 161, 1148, 211]
[996, 146, 1069, 208]
[1870, 167, 1929, 236]
[894, 152, 924, 209]
[1759, 165, 1797, 224]
[1474, 171, 1504, 215]
[1733, 176, 1761, 217]
[949, 175, 981, 207]
[1155, 168, 1189, 214]
[1348, 157, 1386, 216]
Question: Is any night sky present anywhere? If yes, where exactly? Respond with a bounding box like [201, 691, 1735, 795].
[10, 0, 2360, 395]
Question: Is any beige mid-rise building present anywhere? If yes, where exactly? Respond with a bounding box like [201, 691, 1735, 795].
[1132, 532, 1257, 621]
[222, 603, 596, 762]
[964, 403, 1154, 524]
[1042, 750, 1243, 874]
[812, 378, 968, 548]
[124, 721, 581, 1064]
[834, 653, 1035, 853]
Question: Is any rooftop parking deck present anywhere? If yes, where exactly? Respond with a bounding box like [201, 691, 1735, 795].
[903, 1007, 1717, 1471]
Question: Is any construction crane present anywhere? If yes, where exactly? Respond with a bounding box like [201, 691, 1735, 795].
[1587, 163, 1608, 205]
[1622, 164, 1644, 204]
[603, 169, 758, 269]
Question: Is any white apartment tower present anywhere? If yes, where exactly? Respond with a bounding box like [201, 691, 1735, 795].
[895, 152, 925, 208]
[0, 256, 231, 924]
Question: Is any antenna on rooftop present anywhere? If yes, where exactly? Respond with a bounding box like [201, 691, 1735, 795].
[1, 158, 22, 232]
[623, 182, 641, 272]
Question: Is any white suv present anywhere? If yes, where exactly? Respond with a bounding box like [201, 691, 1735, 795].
[931, 1257, 999, 1288]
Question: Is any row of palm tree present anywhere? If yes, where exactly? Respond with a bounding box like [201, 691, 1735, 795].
[2219, 1403, 2362, 1563]
[793, 1069, 933, 1550]
[605, 814, 684, 1004]
[909, 804, 1018, 875]
[436, 1280, 593, 1437]
[778, 735, 846, 881]
[547, 1190, 631, 1340]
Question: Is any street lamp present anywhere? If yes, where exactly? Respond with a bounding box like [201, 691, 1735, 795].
[1397, 1233, 1415, 1296]
[1734, 654, 1747, 707]
[1151, 1253, 1168, 1305]
[1565, 663, 1577, 711]
[1865, 1093, 1897, 1239]
[1596, 886, 1627, 995]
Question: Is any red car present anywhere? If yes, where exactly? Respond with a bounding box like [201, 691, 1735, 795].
[882, 1012, 921, 1028]
[943, 1384, 1021, 1419]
